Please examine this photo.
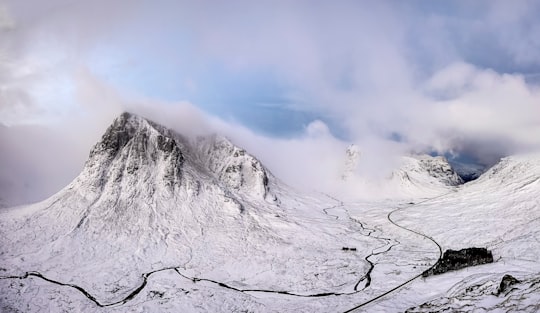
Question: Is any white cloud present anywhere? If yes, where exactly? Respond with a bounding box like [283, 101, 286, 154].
[0, 4, 14, 31]
[2, 1, 540, 204]
[305, 120, 331, 138]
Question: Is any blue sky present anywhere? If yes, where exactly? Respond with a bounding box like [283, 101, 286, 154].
[2, 1, 540, 145]
[2, 1, 540, 135]
[75, 1, 540, 141]
[1, 0, 540, 203]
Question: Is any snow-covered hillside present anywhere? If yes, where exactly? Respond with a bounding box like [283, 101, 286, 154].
[389, 154, 463, 194]
[339, 144, 463, 200]
[1, 113, 539, 312]
[0, 113, 385, 312]
[369, 153, 540, 312]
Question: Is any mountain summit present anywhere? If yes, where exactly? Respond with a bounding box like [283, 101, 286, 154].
[64, 112, 279, 236]
[0, 112, 284, 300]
[84, 112, 186, 195]
[83, 112, 274, 203]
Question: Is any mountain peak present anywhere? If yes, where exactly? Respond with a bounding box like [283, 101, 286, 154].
[18, 111, 280, 245]
[78, 112, 275, 207]
[89, 112, 179, 157]
[82, 112, 185, 194]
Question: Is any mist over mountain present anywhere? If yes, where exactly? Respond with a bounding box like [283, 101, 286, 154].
[1, 112, 539, 312]
[2, 2, 540, 311]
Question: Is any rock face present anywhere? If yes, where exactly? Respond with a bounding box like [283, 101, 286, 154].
[388, 155, 464, 197]
[422, 248, 493, 277]
[82, 112, 274, 205]
[84, 112, 186, 195]
[339, 145, 463, 198]
[497, 274, 521, 296]
[415, 156, 464, 186]
[406, 273, 540, 313]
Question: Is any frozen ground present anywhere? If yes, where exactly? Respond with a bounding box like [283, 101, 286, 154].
[1, 114, 539, 312]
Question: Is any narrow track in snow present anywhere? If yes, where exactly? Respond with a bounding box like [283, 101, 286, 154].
[0, 193, 451, 310]
[342, 193, 451, 313]
[0, 198, 386, 307]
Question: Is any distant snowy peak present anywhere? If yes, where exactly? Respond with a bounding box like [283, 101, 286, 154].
[413, 155, 464, 186]
[336, 145, 462, 199]
[340, 143, 462, 187]
[342, 144, 360, 181]
[389, 155, 463, 194]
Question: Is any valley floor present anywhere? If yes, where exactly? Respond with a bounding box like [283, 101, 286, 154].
[2, 182, 540, 312]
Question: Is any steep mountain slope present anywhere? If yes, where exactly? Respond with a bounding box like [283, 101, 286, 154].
[398, 153, 540, 253]
[379, 153, 540, 312]
[390, 155, 463, 192]
[0, 112, 381, 311]
[0, 112, 273, 298]
[194, 134, 276, 202]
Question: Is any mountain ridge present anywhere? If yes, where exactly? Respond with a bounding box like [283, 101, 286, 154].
[1, 113, 539, 312]
[1, 112, 374, 304]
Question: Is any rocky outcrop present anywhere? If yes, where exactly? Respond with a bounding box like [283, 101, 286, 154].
[496, 274, 520, 296]
[416, 156, 464, 186]
[422, 248, 493, 277]
[406, 274, 540, 312]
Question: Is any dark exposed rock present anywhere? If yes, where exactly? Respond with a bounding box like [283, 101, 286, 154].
[163, 146, 184, 187]
[417, 156, 464, 186]
[496, 274, 520, 296]
[92, 112, 134, 157]
[84, 112, 186, 191]
[157, 134, 176, 153]
[148, 290, 165, 299]
[422, 248, 493, 277]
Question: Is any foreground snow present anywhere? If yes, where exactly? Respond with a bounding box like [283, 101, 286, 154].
[1, 113, 539, 312]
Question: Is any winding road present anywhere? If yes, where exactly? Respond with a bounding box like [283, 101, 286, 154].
[0, 194, 449, 311]
[342, 195, 446, 313]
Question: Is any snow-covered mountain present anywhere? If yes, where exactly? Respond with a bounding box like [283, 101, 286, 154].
[390, 154, 463, 189]
[0, 113, 382, 312]
[1, 113, 539, 312]
[340, 144, 462, 199]
[383, 153, 540, 312]
[1, 112, 285, 300]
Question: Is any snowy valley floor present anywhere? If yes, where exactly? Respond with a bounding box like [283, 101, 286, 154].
[1, 137, 540, 313]
[2, 187, 539, 312]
